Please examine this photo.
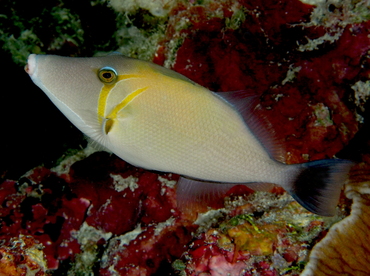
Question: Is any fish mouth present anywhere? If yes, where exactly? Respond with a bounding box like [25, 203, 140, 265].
[25, 54, 36, 76]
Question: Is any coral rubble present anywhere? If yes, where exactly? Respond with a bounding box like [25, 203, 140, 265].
[0, 235, 47, 276]
[179, 193, 342, 276]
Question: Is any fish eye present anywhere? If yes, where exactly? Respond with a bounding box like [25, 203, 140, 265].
[98, 67, 118, 83]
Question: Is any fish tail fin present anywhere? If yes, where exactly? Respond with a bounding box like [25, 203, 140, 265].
[288, 159, 353, 216]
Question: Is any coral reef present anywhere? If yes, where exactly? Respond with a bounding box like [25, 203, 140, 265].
[178, 193, 343, 276]
[1, 0, 370, 275]
[1, 149, 194, 275]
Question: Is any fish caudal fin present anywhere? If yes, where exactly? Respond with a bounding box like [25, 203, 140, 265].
[288, 159, 353, 216]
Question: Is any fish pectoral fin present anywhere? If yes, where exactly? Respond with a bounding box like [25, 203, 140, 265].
[85, 136, 112, 153]
[103, 118, 114, 134]
[243, 182, 277, 192]
[215, 90, 286, 163]
[76, 109, 112, 153]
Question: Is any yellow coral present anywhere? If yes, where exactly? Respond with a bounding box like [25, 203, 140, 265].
[228, 222, 279, 256]
[0, 235, 48, 276]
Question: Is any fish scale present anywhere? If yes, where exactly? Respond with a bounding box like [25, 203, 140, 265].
[124, 80, 273, 183]
[25, 53, 353, 216]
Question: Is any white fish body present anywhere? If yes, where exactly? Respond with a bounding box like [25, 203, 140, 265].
[25, 54, 352, 216]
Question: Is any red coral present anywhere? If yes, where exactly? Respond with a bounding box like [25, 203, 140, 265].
[100, 222, 195, 275]
[0, 152, 193, 273]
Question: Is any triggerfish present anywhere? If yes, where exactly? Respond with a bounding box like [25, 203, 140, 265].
[25, 53, 353, 216]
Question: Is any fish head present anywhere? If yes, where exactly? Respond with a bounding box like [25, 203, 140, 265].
[25, 54, 140, 136]
[25, 53, 201, 169]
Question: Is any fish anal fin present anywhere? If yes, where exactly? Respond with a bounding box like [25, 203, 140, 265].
[241, 182, 277, 193]
[216, 90, 286, 163]
[176, 177, 278, 219]
[176, 177, 236, 219]
[224, 184, 255, 198]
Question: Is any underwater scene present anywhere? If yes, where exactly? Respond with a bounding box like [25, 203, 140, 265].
[1, 0, 370, 275]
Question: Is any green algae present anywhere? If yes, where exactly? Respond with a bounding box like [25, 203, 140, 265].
[0, 1, 84, 65]
[1, 0, 114, 65]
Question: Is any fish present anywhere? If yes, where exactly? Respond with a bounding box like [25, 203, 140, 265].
[25, 53, 353, 216]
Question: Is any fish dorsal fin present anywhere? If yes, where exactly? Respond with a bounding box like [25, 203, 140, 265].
[107, 51, 123, 56]
[215, 90, 286, 163]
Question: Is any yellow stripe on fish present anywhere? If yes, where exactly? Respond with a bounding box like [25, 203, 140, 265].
[97, 73, 143, 123]
[99, 85, 149, 134]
